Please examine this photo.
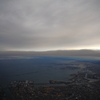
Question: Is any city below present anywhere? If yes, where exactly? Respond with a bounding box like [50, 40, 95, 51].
[0, 56, 100, 100]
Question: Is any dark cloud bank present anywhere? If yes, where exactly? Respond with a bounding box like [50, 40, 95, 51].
[0, 50, 100, 58]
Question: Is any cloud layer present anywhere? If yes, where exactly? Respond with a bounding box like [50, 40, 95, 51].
[0, 0, 100, 51]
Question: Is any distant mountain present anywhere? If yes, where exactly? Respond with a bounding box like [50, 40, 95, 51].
[0, 49, 100, 57]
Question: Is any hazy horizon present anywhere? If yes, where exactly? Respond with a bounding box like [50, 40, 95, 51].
[0, 48, 100, 52]
[0, 49, 100, 60]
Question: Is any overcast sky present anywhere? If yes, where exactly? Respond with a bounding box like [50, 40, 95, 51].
[0, 0, 100, 51]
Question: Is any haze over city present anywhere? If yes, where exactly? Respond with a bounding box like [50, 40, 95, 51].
[0, 0, 100, 51]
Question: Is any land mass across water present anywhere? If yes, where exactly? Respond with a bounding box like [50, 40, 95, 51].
[0, 49, 100, 59]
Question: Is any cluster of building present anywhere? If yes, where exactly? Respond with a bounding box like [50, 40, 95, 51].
[9, 80, 34, 100]
[8, 79, 100, 100]
[69, 70, 99, 83]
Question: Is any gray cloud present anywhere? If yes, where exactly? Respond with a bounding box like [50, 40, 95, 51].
[0, 0, 100, 51]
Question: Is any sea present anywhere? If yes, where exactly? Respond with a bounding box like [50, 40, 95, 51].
[0, 56, 98, 87]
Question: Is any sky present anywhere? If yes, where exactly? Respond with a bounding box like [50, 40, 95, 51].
[0, 0, 100, 51]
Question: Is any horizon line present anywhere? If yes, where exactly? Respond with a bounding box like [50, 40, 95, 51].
[0, 49, 100, 52]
